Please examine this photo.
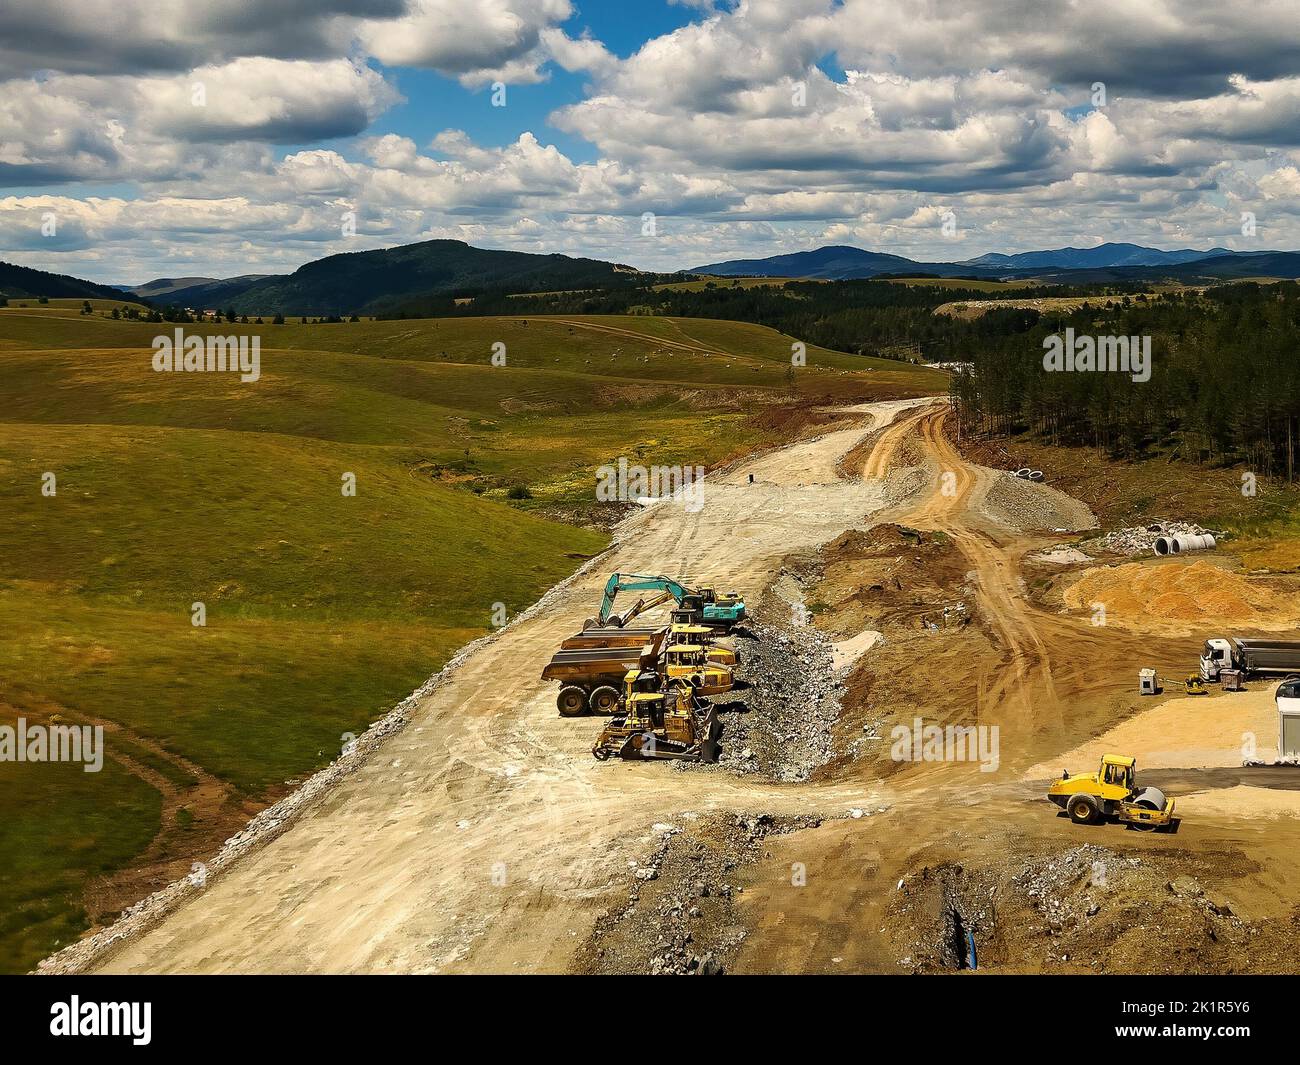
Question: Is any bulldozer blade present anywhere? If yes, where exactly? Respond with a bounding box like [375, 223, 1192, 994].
[698, 705, 720, 763]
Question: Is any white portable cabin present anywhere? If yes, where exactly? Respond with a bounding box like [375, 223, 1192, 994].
[1276, 676, 1300, 761]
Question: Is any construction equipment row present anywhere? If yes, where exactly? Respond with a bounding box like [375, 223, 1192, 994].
[586, 573, 746, 630]
[541, 573, 746, 763]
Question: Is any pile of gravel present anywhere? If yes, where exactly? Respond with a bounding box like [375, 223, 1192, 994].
[982, 471, 1097, 532]
[580, 813, 822, 975]
[703, 618, 843, 781]
[1013, 845, 1142, 931]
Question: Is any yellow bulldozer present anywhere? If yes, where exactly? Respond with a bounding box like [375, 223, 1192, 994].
[592, 671, 719, 762]
[1046, 754, 1176, 831]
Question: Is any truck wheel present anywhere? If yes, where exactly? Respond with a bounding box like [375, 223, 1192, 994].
[557, 686, 588, 717]
[589, 686, 620, 714]
[1067, 794, 1100, 825]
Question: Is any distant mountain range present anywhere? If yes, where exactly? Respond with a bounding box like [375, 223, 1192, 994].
[5, 239, 1300, 316]
[688, 242, 1300, 281]
[122, 274, 274, 302]
[115, 241, 642, 316]
[960, 242, 1233, 270]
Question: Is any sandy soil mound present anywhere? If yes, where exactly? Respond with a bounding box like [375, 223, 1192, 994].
[1062, 558, 1300, 634]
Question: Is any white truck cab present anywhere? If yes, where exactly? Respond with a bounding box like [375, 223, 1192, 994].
[1200, 638, 1232, 681]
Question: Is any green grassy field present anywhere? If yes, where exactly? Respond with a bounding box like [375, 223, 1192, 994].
[0, 305, 943, 972]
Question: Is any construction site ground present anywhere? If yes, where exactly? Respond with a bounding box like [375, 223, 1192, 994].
[44, 399, 1300, 975]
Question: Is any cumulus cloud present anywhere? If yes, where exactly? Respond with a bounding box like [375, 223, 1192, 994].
[0, 59, 400, 184]
[358, 0, 576, 86]
[0, 0, 407, 79]
[6, 0, 1300, 281]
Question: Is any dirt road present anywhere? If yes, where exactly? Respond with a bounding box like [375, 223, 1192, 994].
[62, 397, 1300, 975]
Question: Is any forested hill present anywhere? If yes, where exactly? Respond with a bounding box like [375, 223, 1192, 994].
[948, 282, 1300, 480]
[494, 277, 1300, 480]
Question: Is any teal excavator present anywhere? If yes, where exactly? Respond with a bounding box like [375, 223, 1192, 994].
[585, 573, 746, 631]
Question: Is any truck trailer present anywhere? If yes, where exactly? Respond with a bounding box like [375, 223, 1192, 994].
[559, 626, 666, 651]
[1200, 637, 1300, 681]
[542, 632, 667, 716]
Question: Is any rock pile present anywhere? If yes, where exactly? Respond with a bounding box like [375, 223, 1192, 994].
[1083, 520, 1216, 556]
[579, 813, 822, 975]
[982, 470, 1097, 532]
[704, 618, 843, 781]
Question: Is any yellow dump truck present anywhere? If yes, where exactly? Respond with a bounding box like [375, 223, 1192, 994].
[542, 630, 667, 715]
[668, 623, 738, 667]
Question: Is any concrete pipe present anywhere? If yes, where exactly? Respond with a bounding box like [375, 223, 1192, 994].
[1169, 533, 1216, 554]
[1153, 536, 1173, 555]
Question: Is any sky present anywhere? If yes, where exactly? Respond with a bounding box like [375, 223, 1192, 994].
[2, 0, 1299, 284]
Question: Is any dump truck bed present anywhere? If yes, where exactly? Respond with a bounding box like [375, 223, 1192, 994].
[559, 627, 666, 650]
[1234, 639, 1300, 673]
[541, 637, 663, 681]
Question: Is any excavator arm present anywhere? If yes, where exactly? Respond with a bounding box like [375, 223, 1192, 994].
[595, 573, 692, 626]
[613, 589, 677, 627]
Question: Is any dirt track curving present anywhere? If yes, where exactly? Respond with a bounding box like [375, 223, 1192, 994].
[47, 397, 1300, 975]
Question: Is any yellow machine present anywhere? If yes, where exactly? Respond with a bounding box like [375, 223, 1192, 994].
[1046, 754, 1176, 831]
[1185, 674, 1208, 696]
[669, 623, 738, 667]
[592, 672, 719, 762]
[661, 641, 734, 695]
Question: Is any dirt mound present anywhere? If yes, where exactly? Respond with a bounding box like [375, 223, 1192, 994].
[825, 524, 927, 557]
[814, 524, 971, 635]
[1062, 558, 1300, 633]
